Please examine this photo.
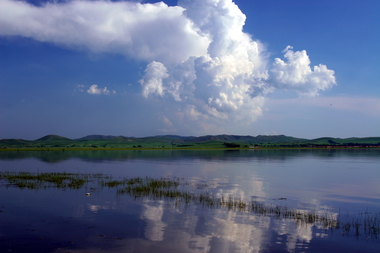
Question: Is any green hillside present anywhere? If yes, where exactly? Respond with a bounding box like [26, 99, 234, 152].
[0, 139, 31, 146]
[309, 137, 380, 145]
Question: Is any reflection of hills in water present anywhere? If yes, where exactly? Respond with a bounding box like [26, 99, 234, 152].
[0, 149, 379, 163]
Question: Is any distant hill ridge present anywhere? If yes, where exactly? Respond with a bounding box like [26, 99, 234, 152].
[36, 135, 72, 141]
[77, 135, 120, 140]
[1, 134, 379, 149]
[49, 134, 307, 143]
[0, 134, 379, 142]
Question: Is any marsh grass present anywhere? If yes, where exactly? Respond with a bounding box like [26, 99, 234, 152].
[115, 177, 379, 237]
[336, 212, 380, 238]
[0, 172, 99, 190]
[119, 184, 340, 228]
[1, 171, 379, 237]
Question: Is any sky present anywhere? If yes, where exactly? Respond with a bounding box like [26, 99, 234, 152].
[0, 0, 379, 140]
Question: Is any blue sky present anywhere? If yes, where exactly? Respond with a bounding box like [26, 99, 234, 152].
[0, 0, 379, 140]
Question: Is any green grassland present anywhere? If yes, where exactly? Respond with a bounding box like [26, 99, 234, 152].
[1, 134, 379, 150]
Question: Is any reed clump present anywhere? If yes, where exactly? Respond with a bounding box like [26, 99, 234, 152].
[116, 177, 183, 199]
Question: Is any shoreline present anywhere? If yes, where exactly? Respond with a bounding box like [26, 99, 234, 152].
[1, 146, 379, 151]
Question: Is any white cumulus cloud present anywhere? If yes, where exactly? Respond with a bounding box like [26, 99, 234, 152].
[0, 0, 337, 133]
[87, 84, 114, 95]
[271, 46, 336, 96]
[0, 0, 209, 65]
[140, 61, 169, 98]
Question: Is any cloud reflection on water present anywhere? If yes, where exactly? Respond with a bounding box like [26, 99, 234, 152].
[79, 195, 332, 253]
[74, 174, 337, 253]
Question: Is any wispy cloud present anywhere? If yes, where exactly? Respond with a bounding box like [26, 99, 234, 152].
[265, 96, 379, 116]
[158, 116, 176, 133]
[297, 96, 380, 116]
[255, 96, 380, 138]
[0, 0, 336, 133]
[75, 84, 85, 92]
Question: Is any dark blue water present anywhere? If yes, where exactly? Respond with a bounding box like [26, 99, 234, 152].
[1, 149, 379, 252]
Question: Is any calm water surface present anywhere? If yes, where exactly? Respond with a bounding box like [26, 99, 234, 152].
[1, 149, 379, 252]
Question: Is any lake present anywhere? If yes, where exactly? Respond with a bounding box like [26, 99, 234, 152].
[1, 149, 379, 252]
